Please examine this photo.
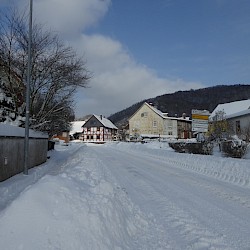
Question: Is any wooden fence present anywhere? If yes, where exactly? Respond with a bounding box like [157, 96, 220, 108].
[0, 124, 48, 182]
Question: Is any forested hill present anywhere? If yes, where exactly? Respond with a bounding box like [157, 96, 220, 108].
[108, 84, 250, 128]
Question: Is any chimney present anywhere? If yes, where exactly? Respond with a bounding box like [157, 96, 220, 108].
[100, 115, 102, 120]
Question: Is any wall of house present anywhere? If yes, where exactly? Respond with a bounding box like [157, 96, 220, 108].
[163, 119, 178, 138]
[228, 114, 250, 139]
[129, 104, 164, 137]
[0, 137, 48, 182]
[84, 116, 103, 128]
[177, 120, 192, 139]
[82, 127, 115, 142]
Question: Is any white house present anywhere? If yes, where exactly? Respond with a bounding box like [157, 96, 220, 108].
[210, 99, 250, 139]
[129, 102, 192, 140]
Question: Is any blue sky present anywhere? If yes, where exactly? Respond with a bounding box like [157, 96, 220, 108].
[1, 0, 250, 117]
[90, 0, 250, 84]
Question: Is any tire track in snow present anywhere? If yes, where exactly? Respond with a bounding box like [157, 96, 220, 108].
[114, 145, 250, 189]
[92, 148, 233, 249]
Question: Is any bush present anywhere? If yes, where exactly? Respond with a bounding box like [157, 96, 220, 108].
[169, 141, 213, 155]
[220, 139, 247, 158]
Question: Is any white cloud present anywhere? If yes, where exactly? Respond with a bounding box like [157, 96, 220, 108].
[18, 0, 111, 37]
[15, 0, 205, 117]
[74, 34, 204, 117]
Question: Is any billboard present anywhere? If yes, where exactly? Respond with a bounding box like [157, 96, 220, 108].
[192, 109, 210, 132]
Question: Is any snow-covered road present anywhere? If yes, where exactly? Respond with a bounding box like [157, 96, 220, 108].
[0, 142, 250, 249]
[93, 143, 250, 249]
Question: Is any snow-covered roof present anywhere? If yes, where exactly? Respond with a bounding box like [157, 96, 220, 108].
[93, 115, 118, 129]
[210, 99, 250, 119]
[69, 121, 85, 135]
[145, 102, 191, 121]
[168, 116, 191, 122]
[0, 124, 48, 138]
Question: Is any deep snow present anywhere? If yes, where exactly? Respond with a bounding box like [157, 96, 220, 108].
[0, 141, 249, 249]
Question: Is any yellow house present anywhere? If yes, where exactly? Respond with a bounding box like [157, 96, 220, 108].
[129, 102, 192, 140]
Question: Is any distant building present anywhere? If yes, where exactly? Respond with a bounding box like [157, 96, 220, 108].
[128, 102, 192, 140]
[70, 120, 86, 140]
[82, 115, 118, 142]
[210, 99, 250, 140]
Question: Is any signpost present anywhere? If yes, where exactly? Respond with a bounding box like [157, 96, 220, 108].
[192, 109, 210, 133]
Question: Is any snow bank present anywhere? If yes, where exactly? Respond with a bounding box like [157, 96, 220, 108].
[106, 142, 250, 188]
[0, 141, 249, 249]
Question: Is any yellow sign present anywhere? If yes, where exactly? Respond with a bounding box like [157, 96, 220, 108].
[191, 109, 210, 132]
[192, 114, 209, 120]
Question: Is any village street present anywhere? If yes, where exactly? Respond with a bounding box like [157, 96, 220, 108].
[90, 143, 250, 249]
[0, 142, 250, 249]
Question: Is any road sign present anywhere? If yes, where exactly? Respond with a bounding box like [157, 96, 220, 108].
[192, 109, 210, 132]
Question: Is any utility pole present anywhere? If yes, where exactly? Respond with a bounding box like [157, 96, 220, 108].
[24, 0, 33, 175]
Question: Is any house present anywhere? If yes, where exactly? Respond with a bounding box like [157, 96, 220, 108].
[128, 102, 192, 140]
[69, 120, 86, 140]
[82, 115, 118, 143]
[51, 131, 70, 143]
[210, 99, 250, 140]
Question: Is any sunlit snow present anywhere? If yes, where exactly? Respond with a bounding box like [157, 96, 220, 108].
[0, 141, 249, 249]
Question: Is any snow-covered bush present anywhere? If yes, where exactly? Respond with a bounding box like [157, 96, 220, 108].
[168, 141, 213, 155]
[220, 135, 247, 158]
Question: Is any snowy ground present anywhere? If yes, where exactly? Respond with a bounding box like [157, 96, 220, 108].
[0, 141, 250, 249]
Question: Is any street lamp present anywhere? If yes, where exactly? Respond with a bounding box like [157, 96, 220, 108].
[24, 0, 33, 175]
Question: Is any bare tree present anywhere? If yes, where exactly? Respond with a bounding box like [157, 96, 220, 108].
[209, 110, 229, 140]
[0, 9, 90, 135]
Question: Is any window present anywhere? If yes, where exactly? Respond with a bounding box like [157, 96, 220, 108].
[97, 135, 100, 140]
[153, 120, 157, 127]
[168, 131, 173, 135]
[134, 121, 140, 128]
[91, 135, 94, 139]
[168, 120, 173, 130]
[141, 112, 148, 118]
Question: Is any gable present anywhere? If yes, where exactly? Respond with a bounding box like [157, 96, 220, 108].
[129, 102, 165, 121]
[83, 116, 103, 128]
[83, 115, 118, 129]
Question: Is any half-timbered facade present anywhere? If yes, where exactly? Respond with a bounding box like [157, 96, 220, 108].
[82, 115, 118, 142]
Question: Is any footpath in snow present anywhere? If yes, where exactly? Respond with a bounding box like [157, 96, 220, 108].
[0, 141, 249, 249]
